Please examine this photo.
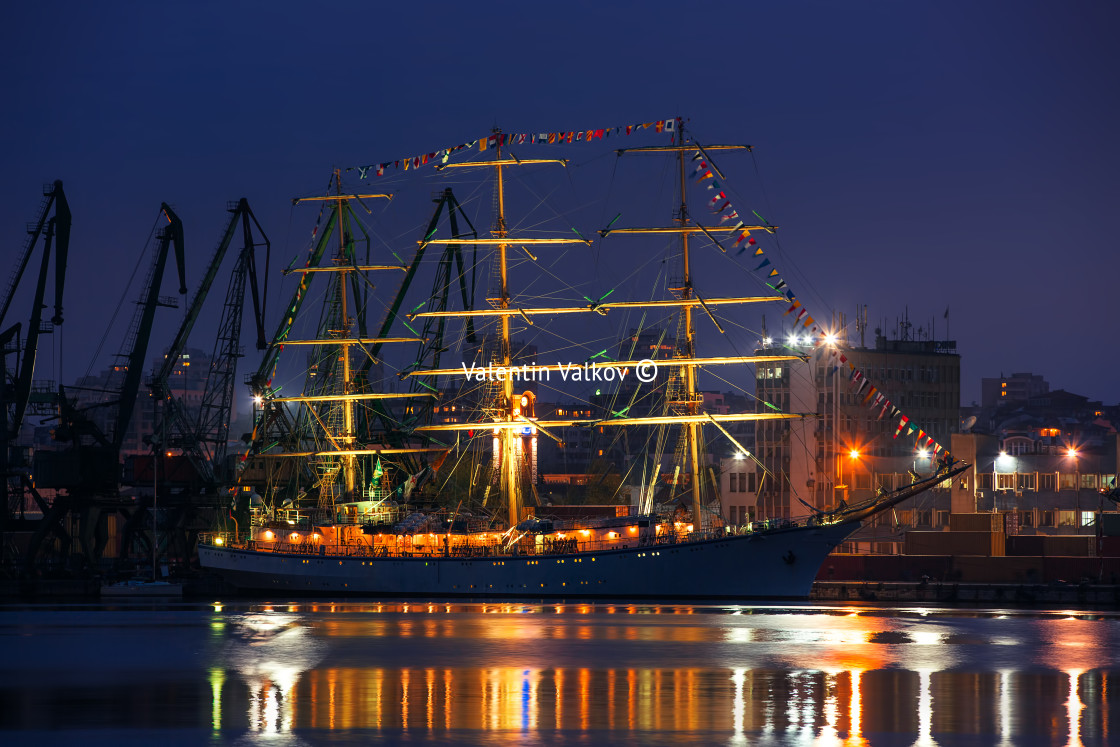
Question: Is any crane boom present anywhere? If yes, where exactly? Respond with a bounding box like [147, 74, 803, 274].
[112, 204, 187, 452]
[2, 181, 70, 445]
[149, 199, 269, 486]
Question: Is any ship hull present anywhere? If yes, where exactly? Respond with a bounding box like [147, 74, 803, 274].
[199, 520, 858, 600]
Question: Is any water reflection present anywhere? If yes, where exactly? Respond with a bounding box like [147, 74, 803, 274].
[1, 602, 1117, 744]
[224, 612, 327, 737]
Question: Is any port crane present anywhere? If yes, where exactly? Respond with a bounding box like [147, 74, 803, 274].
[24, 203, 187, 573]
[148, 198, 269, 490]
[1, 181, 70, 561]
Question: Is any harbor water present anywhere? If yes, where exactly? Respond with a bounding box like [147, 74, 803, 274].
[1, 599, 1117, 745]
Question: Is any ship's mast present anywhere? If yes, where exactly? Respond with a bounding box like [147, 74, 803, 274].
[604, 125, 767, 531]
[253, 175, 416, 509]
[421, 135, 584, 529]
[675, 133, 705, 529]
[407, 126, 799, 531]
[493, 135, 520, 529]
[335, 173, 358, 498]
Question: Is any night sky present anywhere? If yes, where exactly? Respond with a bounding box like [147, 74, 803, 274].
[2, 1, 1117, 407]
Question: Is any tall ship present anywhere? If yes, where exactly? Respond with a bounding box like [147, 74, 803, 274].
[198, 120, 969, 598]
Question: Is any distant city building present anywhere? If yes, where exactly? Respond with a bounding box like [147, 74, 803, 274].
[981, 372, 1049, 409]
[49, 347, 223, 458]
[754, 324, 960, 520]
[964, 379, 1116, 457]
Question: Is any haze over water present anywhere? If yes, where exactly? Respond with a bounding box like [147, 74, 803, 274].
[1, 601, 1115, 745]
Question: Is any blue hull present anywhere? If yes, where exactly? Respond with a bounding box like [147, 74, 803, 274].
[199, 520, 859, 600]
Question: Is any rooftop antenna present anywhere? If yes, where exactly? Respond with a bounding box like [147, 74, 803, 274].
[855, 304, 867, 348]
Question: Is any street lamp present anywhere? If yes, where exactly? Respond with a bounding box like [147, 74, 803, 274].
[837, 449, 859, 507]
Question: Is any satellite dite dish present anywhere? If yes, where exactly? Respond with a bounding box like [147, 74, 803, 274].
[961, 416, 977, 433]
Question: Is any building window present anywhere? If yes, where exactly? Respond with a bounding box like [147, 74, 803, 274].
[1018, 473, 1036, 491]
[1019, 511, 1034, 527]
[748, 473, 758, 493]
[1040, 473, 1056, 491]
[1058, 511, 1076, 527]
[978, 473, 993, 491]
[1081, 511, 1095, 528]
[1041, 511, 1055, 527]
[739, 473, 747, 493]
[997, 473, 1015, 491]
[1080, 474, 1097, 490]
[1059, 473, 1076, 490]
[936, 510, 949, 527]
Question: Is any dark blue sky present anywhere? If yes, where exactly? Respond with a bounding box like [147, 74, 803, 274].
[2, 1, 1117, 406]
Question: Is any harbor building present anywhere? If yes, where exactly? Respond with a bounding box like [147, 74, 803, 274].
[752, 323, 960, 520]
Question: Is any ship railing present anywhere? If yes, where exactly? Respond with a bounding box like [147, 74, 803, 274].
[335, 507, 402, 526]
[248, 510, 317, 530]
[199, 531, 249, 548]
[232, 525, 787, 559]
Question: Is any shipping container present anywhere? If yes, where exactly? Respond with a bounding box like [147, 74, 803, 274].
[952, 556, 1044, 583]
[1042, 535, 1096, 557]
[1099, 513, 1120, 537]
[816, 554, 865, 581]
[905, 530, 1004, 557]
[1100, 536, 1120, 557]
[1006, 535, 1045, 556]
[867, 554, 953, 582]
[949, 512, 1004, 532]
